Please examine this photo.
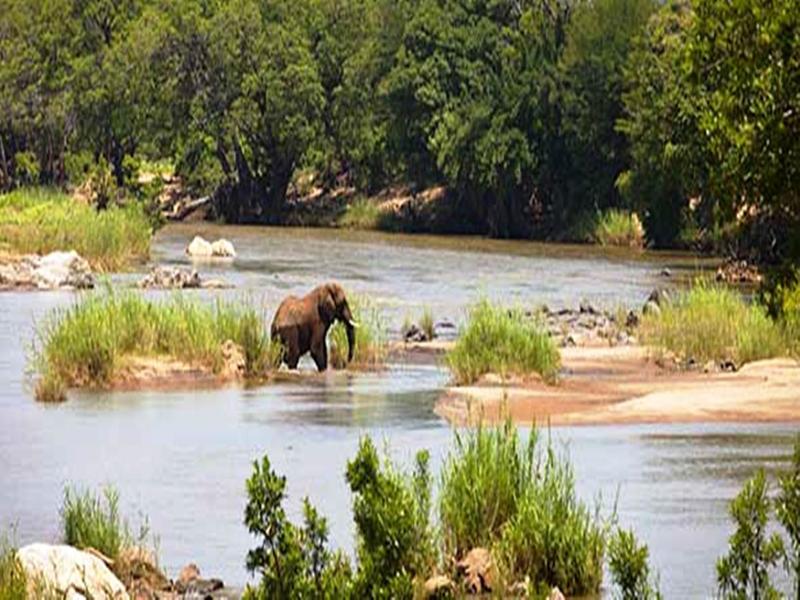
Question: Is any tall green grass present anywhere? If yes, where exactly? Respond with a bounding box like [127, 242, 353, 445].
[446, 299, 560, 385]
[33, 290, 282, 399]
[640, 282, 788, 365]
[0, 533, 26, 600]
[0, 188, 152, 271]
[329, 293, 388, 369]
[419, 307, 435, 340]
[61, 486, 133, 560]
[594, 209, 645, 248]
[337, 197, 384, 230]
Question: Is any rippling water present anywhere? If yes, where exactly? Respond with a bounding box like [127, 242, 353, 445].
[0, 225, 794, 597]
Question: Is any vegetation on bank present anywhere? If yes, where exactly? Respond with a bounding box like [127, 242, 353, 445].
[0, 189, 152, 271]
[329, 294, 388, 369]
[0, 533, 27, 600]
[32, 291, 281, 401]
[593, 210, 646, 248]
[447, 299, 560, 385]
[336, 198, 387, 231]
[640, 283, 789, 366]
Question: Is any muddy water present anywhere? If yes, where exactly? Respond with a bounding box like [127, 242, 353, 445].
[0, 224, 795, 597]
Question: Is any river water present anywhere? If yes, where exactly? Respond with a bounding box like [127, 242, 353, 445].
[0, 224, 796, 597]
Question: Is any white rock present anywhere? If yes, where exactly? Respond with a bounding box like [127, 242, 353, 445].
[33, 251, 94, 289]
[17, 543, 129, 600]
[210, 238, 236, 258]
[186, 236, 214, 257]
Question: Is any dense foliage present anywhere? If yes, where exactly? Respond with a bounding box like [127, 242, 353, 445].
[2, 0, 796, 255]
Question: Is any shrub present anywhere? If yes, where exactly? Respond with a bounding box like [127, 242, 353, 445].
[640, 282, 788, 366]
[61, 486, 136, 559]
[0, 534, 26, 600]
[33, 291, 282, 396]
[498, 443, 608, 596]
[419, 307, 435, 340]
[446, 299, 560, 385]
[716, 470, 784, 599]
[346, 437, 436, 598]
[337, 197, 385, 230]
[776, 435, 800, 599]
[608, 528, 662, 600]
[0, 188, 152, 271]
[329, 293, 387, 369]
[593, 209, 645, 248]
[439, 420, 536, 557]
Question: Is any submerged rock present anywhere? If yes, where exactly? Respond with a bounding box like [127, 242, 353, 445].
[17, 543, 129, 599]
[0, 251, 94, 291]
[210, 239, 236, 258]
[186, 236, 237, 259]
[137, 266, 232, 290]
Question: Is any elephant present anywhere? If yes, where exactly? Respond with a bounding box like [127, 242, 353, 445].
[270, 282, 358, 371]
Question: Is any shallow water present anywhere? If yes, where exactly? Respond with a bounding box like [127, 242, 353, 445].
[0, 225, 794, 597]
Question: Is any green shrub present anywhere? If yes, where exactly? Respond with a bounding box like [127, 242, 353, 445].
[346, 437, 436, 598]
[329, 293, 387, 369]
[716, 470, 784, 599]
[420, 307, 435, 340]
[0, 534, 26, 600]
[13, 152, 39, 186]
[446, 299, 560, 385]
[337, 197, 385, 230]
[593, 209, 645, 248]
[33, 291, 282, 395]
[61, 486, 134, 559]
[776, 435, 800, 599]
[608, 528, 662, 600]
[439, 420, 536, 557]
[0, 188, 152, 271]
[498, 442, 608, 596]
[640, 282, 788, 365]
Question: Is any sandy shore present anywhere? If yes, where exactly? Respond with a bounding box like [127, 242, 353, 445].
[433, 345, 800, 426]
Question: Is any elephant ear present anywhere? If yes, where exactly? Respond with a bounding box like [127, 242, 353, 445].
[318, 287, 337, 324]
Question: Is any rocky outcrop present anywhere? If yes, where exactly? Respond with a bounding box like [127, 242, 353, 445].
[137, 266, 231, 290]
[17, 543, 129, 599]
[186, 236, 236, 259]
[539, 303, 637, 348]
[0, 251, 94, 291]
[716, 259, 762, 284]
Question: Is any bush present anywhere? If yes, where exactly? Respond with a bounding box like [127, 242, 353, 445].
[640, 282, 788, 366]
[776, 435, 800, 599]
[337, 197, 385, 230]
[593, 209, 645, 248]
[329, 293, 387, 369]
[716, 470, 784, 599]
[608, 528, 662, 600]
[61, 486, 136, 560]
[498, 442, 608, 596]
[0, 534, 26, 600]
[420, 307, 435, 340]
[446, 299, 560, 385]
[33, 291, 282, 396]
[346, 437, 436, 598]
[439, 421, 536, 557]
[0, 188, 152, 271]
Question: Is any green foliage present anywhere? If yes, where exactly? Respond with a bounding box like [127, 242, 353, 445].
[608, 528, 662, 600]
[776, 436, 800, 598]
[0, 188, 151, 271]
[0, 533, 26, 600]
[593, 210, 645, 248]
[337, 197, 384, 230]
[329, 293, 387, 370]
[61, 485, 138, 560]
[640, 282, 788, 365]
[716, 470, 785, 600]
[345, 437, 435, 598]
[446, 299, 560, 385]
[33, 290, 282, 395]
[243, 455, 352, 599]
[419, 307, 435, 341]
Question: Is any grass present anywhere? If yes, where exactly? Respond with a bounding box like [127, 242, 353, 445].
[61, 486, 133, 560]
[32, 290, 282, 399]
[0, 187, 152, 271]
[419, 307, 435, 340]
[593, 209, 645, 248]
[337, 197, 385, 230]
[640, 282, 788, 366]
[446, 299, 561, 385]
[0, 533, 26, 600]
[329, 293, 388, 369]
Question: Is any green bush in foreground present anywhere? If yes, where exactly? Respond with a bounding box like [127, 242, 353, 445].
[0, 188, 152, 271]
[640, 283, 788, 366]
[608, 528, 662, 600]
[446, 299, 560, 385]
[776, 436, 800, 599]
[33, 291, 282, 398]
[61, 486, 135, 560]
[593, 209, 645, 248]
[329, 293, 387, 370]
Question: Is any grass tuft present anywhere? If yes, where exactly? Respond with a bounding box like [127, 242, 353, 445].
[329, 293, 388, 369]
[32, 290, 282, 396]
[0, 188, 152, 271]
[446, 299, 560, 385]
[337, 197, 385, 230]
[61, 486, 132, 560]
[640, 282, 788, 365]
[0, 533, 26, 600]
[419, 307, 435, 340]
[593, 209, 645, 248]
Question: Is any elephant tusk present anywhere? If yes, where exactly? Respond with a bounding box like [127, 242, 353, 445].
[347, 319, 360, 329]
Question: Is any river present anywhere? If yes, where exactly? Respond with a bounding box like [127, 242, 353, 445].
[0, 224, 795, 597]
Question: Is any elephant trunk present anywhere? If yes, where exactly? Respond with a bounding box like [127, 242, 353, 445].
[341, 304, 357, 363]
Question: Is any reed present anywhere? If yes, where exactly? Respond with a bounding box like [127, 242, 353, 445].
[593, 209, 645, 248]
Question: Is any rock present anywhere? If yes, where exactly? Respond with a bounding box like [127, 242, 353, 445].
[716, 259, 762, 284]
[113, 546, 170, 599]
[579, 300, 598, 315]
[660, 267, 672, 278]
[17, 543, 129, 600]
[456, 548, 496, 594]
[626, 310, 640, 329]
[173, 563, 223, 595]
[137, 266, 201, 289]
[31, 251, 94, 289]
[436, 320, 456, 329]
[703, 360, 717, 374]
[200, 279, 231, 289]
[423, 575, 454, 598]
[186, 236, 214, 257]
[177, 563, 200, 588]
[210, 239, 236, 258]
[220, 340, 246, 379]
[548, 587, 566, 600]
[403, 323, 430, 343]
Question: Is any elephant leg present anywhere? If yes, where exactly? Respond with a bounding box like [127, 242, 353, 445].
[280, 328, 301, 369]
[310, 333, 328, 372]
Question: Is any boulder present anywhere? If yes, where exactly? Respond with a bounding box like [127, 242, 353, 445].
[33, 251, 94, 289]
[210, 239, 236, 258]
[137, 266, 201, 289]
[186, 236, 214, 257]
[403, 323, 430, 343]
[220, 340, 246, 379]
[423, 574, 454, 598]
[173, 563, 223, 595]
[456, 548, 496, 594]
[16, 543, 129, 600]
